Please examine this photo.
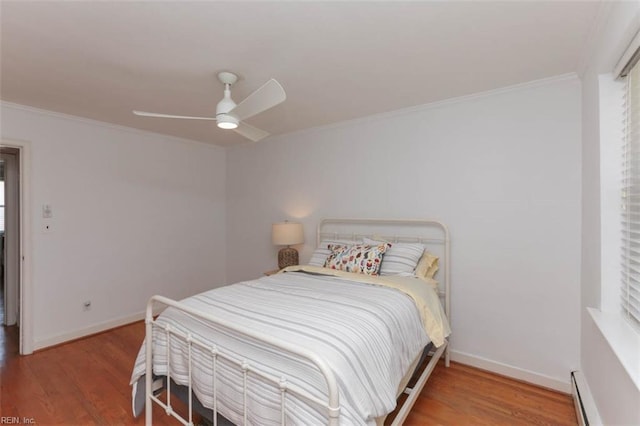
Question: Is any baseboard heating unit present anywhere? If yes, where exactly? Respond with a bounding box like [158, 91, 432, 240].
[571, 371, 602, 426]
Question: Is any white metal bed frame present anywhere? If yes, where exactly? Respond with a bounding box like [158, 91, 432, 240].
[143, 218, 451, 426]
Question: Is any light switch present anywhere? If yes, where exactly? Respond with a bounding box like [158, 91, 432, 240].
[43, 204, 52, 218]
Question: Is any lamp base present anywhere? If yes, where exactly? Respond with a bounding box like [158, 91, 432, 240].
[278, 247, 299, 269]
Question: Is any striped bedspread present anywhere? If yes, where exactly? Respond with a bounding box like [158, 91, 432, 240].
[130, 269, 448, 425]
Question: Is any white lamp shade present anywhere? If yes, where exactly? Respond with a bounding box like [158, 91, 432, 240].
[272, 222, 304, 246]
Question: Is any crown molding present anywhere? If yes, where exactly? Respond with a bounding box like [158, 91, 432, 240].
[0, 100, 224, 151]
[271, 73, 579, 143]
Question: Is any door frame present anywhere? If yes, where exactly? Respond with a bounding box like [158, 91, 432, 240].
[1, 139, 33, 355]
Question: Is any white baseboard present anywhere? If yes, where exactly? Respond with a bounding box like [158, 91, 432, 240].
[450, 349, 571, 393]
[34, 310, 147, 351]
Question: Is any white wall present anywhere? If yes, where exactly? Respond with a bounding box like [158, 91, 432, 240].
[1, 103, 227, 348]
[580, 2, 640, 424]
[227, 76, 582, 390]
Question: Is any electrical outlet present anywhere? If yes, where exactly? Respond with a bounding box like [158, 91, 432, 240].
[83, 301, 92, 311]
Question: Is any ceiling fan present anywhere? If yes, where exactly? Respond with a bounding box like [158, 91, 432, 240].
[133, 72, 286, 142]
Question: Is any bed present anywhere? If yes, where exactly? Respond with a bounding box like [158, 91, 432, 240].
[130, 218, 451, 425]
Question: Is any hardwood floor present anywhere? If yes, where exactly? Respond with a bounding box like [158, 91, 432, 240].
[394, 360, 577, 425]
[1, 321, 577, 425]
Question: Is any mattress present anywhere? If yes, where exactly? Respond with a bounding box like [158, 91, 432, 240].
[131, 268, 449, 425]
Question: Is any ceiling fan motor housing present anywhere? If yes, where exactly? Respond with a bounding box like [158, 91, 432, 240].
[216, 86, 236, 115]
[216, 86, 239, 128]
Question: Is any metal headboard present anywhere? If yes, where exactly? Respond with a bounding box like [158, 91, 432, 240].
[317, 218, 451, 346]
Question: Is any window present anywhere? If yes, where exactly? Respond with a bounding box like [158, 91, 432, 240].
[592, 21, 640, 393]
[621, 50, 640, 330]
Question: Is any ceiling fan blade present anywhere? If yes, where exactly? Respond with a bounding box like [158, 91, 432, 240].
[229, 79, 286, 121]
[133, 110, 216, 120]
[234, 121, 270, 142]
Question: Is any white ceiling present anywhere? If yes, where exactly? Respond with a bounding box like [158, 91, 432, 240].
[0, 1, 602, 147]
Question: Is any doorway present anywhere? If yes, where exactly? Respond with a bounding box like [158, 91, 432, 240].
[1, 148, 20, 326]
[1, 148, 20, 349]
[0, 140, 31, 356]
[0, 159, 3, 326]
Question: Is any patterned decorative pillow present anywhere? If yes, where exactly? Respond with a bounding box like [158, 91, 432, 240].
[308, 239, 360, 266]
[363, 238, 424, 276]
[324, 243, 390, 276]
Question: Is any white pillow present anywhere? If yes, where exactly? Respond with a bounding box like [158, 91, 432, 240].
[308, 239, 360, 267]
[363, 237, 424, 276]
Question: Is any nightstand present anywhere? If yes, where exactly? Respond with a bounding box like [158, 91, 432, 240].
[264, 269, 280, 276]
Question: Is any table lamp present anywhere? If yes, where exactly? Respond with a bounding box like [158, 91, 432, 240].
[272, 222, 304, 269]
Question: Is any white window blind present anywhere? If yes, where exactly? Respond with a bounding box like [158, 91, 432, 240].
[622, 58, 640, 330]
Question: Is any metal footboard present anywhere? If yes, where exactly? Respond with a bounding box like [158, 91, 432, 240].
[144, 295, 341, 426]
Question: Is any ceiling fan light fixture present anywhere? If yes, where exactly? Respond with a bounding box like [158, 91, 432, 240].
[218, 121, 238, 130]
[217, 113, 239, 129]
